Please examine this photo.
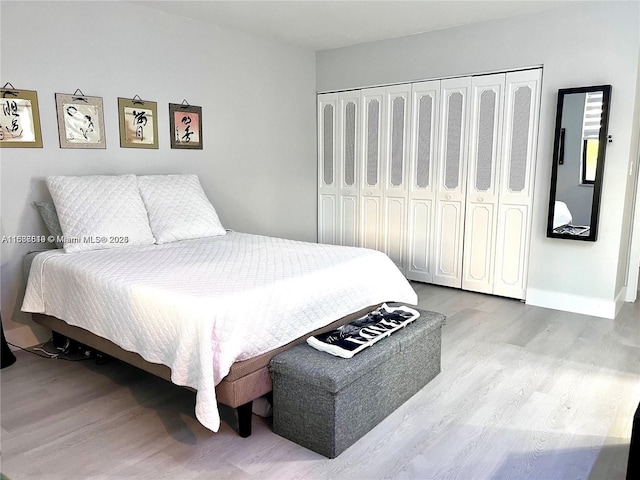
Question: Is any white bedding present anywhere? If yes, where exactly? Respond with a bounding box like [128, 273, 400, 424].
[22, 232, 417, 432]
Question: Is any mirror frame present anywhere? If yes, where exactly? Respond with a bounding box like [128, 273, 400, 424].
[546, 84, 611, 242]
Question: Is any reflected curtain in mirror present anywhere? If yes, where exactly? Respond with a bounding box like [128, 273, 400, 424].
[547, 85, 611, 241]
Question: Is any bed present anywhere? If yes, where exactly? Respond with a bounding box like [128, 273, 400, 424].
[21, 174, 417, 436]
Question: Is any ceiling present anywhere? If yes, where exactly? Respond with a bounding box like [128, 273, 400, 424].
[132, 0, 578, 51]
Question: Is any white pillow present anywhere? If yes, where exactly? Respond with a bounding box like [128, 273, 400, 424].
[137, 174, 226, 244]
[553, 201, 573, 229]
[46, 174, 156, 253]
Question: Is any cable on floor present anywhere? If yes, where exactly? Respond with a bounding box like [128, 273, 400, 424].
[7, 340, 101, 362]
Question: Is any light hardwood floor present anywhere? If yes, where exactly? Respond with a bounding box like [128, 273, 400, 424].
[2, 283, 639, 480]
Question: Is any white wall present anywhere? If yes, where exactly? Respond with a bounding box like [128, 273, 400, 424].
[622, 48, 640, 302]
[317, 1, 640, 317]
[0, 1, 317, 346]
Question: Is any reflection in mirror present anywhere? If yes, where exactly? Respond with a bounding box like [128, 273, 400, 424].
[547, 85, 611, 241]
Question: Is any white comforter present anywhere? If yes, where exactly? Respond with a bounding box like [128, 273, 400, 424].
[22, 232, 417, 432]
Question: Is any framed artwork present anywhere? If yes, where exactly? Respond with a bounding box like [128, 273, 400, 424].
[169, 102, 202, 150]
[118, 96, 158, 149]
[55, 92, 106, 149]
[0, 87, 43, 148]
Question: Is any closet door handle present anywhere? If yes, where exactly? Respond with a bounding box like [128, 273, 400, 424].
[446, 194, 452, 200]
[478, 197, 484, 203]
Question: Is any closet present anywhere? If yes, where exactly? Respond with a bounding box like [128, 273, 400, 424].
[317, 68, 541, 300]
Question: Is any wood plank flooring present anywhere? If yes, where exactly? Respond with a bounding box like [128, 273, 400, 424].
[1, 283, 638, 479]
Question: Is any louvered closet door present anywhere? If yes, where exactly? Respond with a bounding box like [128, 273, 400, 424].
[462, 74, 505, 294]
[359, 88, 385, 251]
[433, 77, 471, 287]
[338, 92, 361, 247]
[493, 69, 542, 299]
[318, 93, 338, 244]
[382, 85, 412, 271]
[406, 80, 440, 282]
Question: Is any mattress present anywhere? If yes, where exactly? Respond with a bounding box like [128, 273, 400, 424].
[22, 232, 417, 432]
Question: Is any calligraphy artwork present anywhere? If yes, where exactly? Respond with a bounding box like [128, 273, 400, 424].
[169, 103, 203, 150]
[117, 97, 158, 149]
[55, 93, 106, 149]
[0, 88, 42, 148]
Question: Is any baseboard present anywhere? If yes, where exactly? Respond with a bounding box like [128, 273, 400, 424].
[624, 281, 638, 302]
[615, 287, 627, 316]
[526, 288, 617, 319]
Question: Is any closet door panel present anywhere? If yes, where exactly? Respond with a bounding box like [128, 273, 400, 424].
[433, 77, 471, 287]
[340, 195, 358, 246]
[318, 94, 339, 244]
[361, 196, 382, 250]
[385, 197, 407, 267]
[494, 69, 542, 299]
[408, 199, 432, 278]
[465, 202, 496, 285]
[320, 195, 337, 244]
[407, 80, 439, 282]
[495, 204, 527, 289]
[434, 200, 464, 285]
[386, 90, 409, 194]
[360, 88, 385, 251]
[338, 93, 361, 247]
[382, 85, 411, 271]
[462, 74, 505, 293]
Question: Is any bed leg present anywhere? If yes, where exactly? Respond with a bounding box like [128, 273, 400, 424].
[237, 401, 253, 438]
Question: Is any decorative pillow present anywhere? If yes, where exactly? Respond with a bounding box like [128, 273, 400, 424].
[46, 174, 156, 253]
[34, 201, 64, 248]
[137, 174, 226, 244]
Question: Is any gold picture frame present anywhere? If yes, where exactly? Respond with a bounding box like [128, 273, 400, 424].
[117, 96, 158, 149]
[0, 88, 43, 148]
[56, 93, 106, 149]
[169, 102, 203, 150]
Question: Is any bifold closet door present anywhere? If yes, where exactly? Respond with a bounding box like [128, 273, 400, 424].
[406, 80, 440, 283]
[382, 85, 412, 271]
[493, 69, 542, 299]
[433, 77, 471, 287]
[317, 92, 361, 247]
[359, 88, 385, 251]
[318, 93, 338, 245]
[319, 68, 541, 300]
[462, 74, 505, 294]
[337, 92, 361, 247]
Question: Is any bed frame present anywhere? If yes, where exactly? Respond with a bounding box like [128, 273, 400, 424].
[32, 305, 376, 437]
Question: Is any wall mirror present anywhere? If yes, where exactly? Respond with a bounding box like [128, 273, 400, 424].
[547, 84, 611, 241]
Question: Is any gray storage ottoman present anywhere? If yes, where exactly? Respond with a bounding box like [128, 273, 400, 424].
[269, 308, 446, 458]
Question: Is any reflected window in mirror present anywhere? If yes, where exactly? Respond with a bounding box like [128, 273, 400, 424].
[547, 85, 611, 242]
[581, 91, 603, 185]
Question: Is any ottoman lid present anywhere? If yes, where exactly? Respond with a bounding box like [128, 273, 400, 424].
[269, 309, 445, 393]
